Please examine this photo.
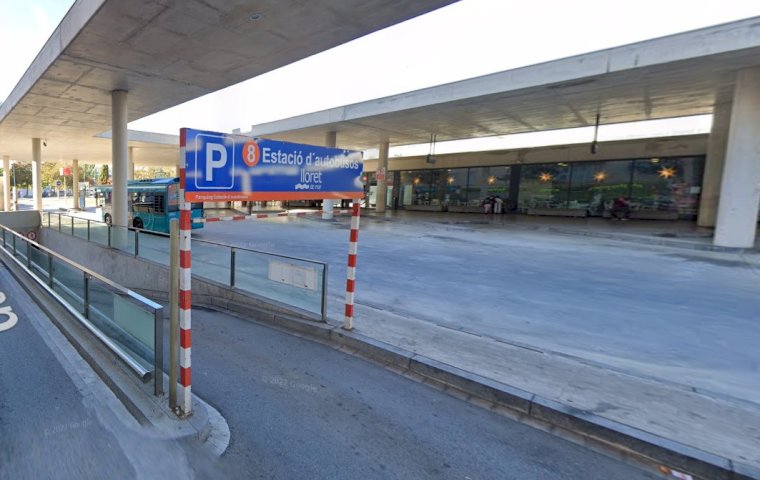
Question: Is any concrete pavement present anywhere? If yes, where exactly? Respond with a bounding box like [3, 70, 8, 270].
[180, 306, 659, 479]
[193, 210, 760, 478]
[0, 263, 212, 479]
[37, 201, 760, 477]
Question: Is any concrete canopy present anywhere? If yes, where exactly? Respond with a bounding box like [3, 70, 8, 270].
[0, 0, 456, 165]
[247, 17, 760, 150]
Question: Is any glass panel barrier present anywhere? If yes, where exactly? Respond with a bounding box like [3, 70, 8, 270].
[87, 277, 154, 371]
[73, 217, 89, 240]
[110, 225, 136, 255]
[137, 230, 170, 266]
[192, 240, 231, 283]
[0, 225, 161, 385]
[234, 249, 325, 316]
[50, 256, 86, 314]
[89, 222, 110, 247]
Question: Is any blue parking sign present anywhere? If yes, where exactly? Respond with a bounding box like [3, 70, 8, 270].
[182, 128, 364, 202]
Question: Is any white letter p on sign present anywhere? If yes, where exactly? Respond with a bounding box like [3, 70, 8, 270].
[205, 142, 227, 181]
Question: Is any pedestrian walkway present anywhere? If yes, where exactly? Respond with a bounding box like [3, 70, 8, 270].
[33, 201, 760, 477]
[364, 209, 760, 252]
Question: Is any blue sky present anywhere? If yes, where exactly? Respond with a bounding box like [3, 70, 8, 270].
[3, 0, 760, 154]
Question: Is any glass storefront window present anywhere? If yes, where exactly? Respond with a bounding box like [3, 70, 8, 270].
[568, 160, 633, 216]
[518, 163, 571, 210]
[443, 169, 469, 206]
[399, 170, 445, 206]
[631, 157, 704, 217]
[466, 166, 509, 207]
[383, 155, 704, 218]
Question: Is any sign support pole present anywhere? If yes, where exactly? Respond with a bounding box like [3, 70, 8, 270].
[343, 199, 361, 330]
[178, 129, 192, 416]
[169, 218, 179, 411]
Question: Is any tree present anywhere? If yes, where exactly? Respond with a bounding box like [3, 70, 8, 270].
[134, 167, 174, 180]
[11, 163, 32, 188]
[99, 164, 110, 185]
[81, 164, 98, 185]
[41, 162, 72, 188]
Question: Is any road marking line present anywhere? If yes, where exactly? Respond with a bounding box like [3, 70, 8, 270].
[0, 291, 18, 332]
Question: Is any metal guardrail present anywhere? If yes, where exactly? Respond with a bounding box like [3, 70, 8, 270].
[0, 223, 163, 394]
[42, 212, 329, 320]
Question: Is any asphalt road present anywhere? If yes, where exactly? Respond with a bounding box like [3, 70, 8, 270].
[0, 264, 201, 480]
[196, 214, 760, 401]
[184, 306, 658, 480]
[0, 253, 658, 479]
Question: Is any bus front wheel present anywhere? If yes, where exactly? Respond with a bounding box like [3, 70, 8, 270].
[104, 214, 112, 225]
[133, 218, 144, 230]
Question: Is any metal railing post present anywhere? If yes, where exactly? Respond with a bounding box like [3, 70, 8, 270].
[135, 229, 139, 257]
[58, 214, 62, 232]
[26, 242, 31, 269]
[47, 212, 51, 228]
[87, 220, 91, 241]
[107, 224, 111, 247]
[321, 263, 328, 322]
[230, 248, 236, 287]
[12, 234, 16, 255]
[83, 273, 90, 318]
[71, 215, 74, 235]
[47, 253, 53, 287]
[169, 219, 180, 409]
[154, 307, 164, 396]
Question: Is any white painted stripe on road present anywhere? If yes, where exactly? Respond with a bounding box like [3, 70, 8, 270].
[0, 291, 18, 333]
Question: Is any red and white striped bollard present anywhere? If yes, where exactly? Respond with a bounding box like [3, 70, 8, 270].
[178, 131, 192, 415]
[343, 200, 361, 330]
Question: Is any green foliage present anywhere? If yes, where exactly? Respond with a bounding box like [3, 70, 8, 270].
[11, 163, 32, 187]
[134, 167, 174, 180]
[99, 164, 110, 185]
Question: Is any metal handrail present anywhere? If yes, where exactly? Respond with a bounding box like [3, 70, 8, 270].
[12, 219, 161, 312]
[44, 211, 328, 267]
[0, 223, 163, 390]
[42, 211, 329, 320]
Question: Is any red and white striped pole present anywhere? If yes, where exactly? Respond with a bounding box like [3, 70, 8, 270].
[178, 130, 192, 415]
[343, 199, 361, 330]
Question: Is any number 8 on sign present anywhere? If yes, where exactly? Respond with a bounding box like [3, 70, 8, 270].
[243, 140, 260, 167]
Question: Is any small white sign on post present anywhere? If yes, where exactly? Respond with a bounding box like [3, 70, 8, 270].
[268, 261, 317, 290]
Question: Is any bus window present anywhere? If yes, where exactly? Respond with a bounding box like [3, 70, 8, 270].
[152, 195, 165, 214]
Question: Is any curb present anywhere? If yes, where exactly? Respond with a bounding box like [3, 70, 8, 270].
[214, 299, 759, 480]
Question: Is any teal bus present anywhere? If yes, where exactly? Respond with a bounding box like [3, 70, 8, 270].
[95, 178, 204, 233]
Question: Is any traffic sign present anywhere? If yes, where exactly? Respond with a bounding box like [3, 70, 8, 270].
[181, 128, 364, 202]
[55, 180, 61, 187]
